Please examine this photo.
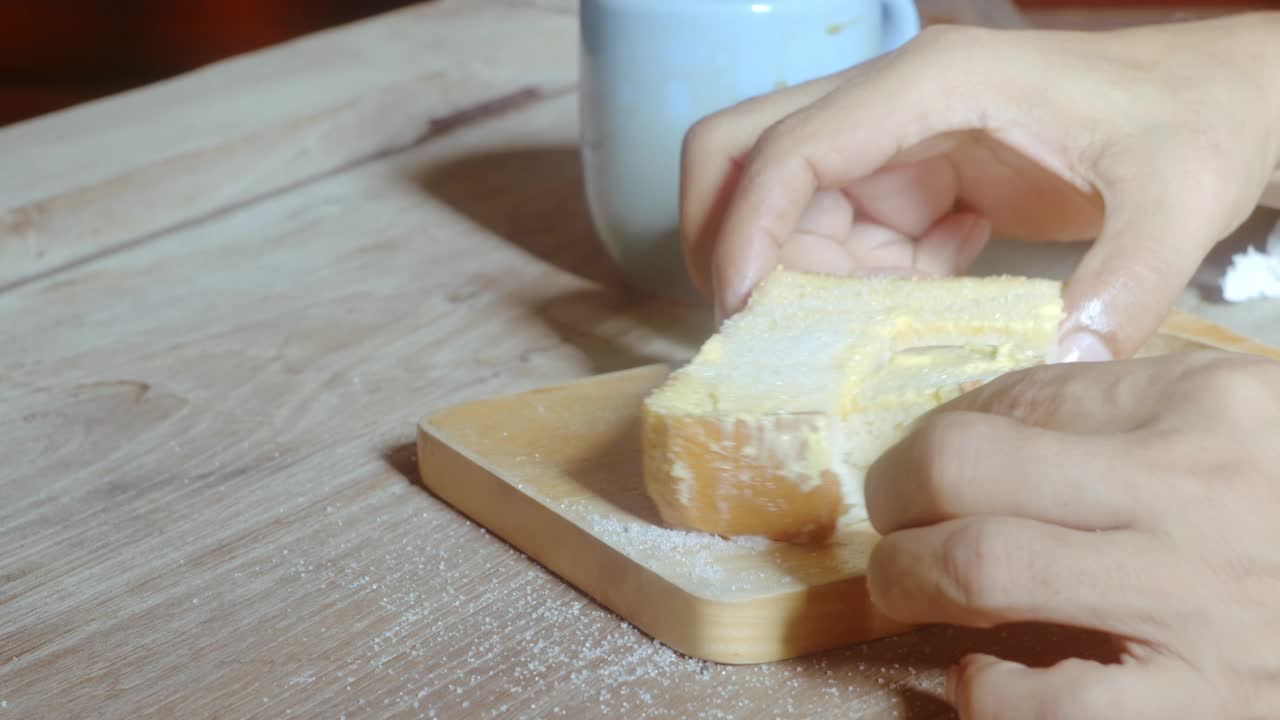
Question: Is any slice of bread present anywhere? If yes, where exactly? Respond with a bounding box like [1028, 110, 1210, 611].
[641, 268, 1063, 543]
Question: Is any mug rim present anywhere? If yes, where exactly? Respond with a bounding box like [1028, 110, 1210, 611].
[584, 0, 877, 9]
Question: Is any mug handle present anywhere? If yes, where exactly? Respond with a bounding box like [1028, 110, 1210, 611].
[879, 0, 921, 52]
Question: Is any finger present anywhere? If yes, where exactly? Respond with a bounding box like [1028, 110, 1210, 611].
[912, 211, 992, 276]
[952, 653, 1213, 720]
[949, 131, 1104, 243]
[846, 154, 958, 238]
[778, 233, 854, 275]
[796, 189, 854, 238]
[843, 222, 915, 270]
[864, 411, 1140, 535]
[680, 74, 849, 296]
[867, 516, 1189, 637]
[1059, 160, 1231, 362]
[776, 190, 856, 275]
[937, 352, 1227, 431]
[711, 49, 982, 316]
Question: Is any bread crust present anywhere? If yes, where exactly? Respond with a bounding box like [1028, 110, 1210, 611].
[639, 270, 1064, 545]
[642, 407, 842, 543]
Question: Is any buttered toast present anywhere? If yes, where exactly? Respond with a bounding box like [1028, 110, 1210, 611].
[641, 269, 1063, 543]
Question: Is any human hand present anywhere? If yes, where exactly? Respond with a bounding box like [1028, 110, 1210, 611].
[680, 14, 1280, 360]
[863, 350, 1280, 719]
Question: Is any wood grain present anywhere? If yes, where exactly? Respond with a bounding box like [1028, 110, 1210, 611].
[0, 0, 576, 291]
[0, 77, 1129, 720]
[419, 364, 906, 665]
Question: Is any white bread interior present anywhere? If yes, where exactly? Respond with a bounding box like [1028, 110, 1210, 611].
[641, 268, 1063, 543]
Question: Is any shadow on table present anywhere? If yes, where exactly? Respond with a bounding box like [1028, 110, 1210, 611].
[416, 144, 712, 374]
[802, 622, 1118, 719]
[416, 145, 624, 289]
[382, 442, 418, 486]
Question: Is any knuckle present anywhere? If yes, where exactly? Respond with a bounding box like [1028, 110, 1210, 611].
[1224, 654, 1280, 718]
[743, 111, 830, 190]
[912, 412, 987, 512]
[982, 369, 1064, 425]
[940, 519, 1009, 614]
[1176, 114, 1262, 208]
[865, 538, 897, 610]
[863, 459, 894, 533]
[866, 535, 920, 623]
[1129, 425, 1186, 472]
[682, 112, 726, 157]
[1181, 353, 1280, 415]
[755, 111, 811, 154]
[1157, 143, 1252, 232]
[1131, 417, 1266, 520]
[905, 23, 981, 55]
[1135, 426, 1240, 497]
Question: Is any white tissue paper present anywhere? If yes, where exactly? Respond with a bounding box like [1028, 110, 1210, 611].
[1221, 218, 1280, 302]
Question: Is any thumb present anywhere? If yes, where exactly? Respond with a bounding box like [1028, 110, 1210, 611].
[1058, 178, 1223, 362]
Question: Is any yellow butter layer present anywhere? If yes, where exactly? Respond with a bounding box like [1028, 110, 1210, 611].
[647, 269, 1063, 419]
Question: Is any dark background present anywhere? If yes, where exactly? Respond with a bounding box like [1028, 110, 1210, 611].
[0, 0, 1266, 128]
[0, 0, 420, 127]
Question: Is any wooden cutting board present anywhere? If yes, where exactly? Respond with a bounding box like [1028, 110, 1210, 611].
[416, 309, 1280, 665]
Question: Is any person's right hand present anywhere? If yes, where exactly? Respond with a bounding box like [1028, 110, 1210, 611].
[862, 348, 1280, 719]
[680, 13, 1280, 361]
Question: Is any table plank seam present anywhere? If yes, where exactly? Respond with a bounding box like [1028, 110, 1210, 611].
[0, 81, 576, 297]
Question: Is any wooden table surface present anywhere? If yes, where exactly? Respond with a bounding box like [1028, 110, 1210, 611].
[4, 1, 1279, 718]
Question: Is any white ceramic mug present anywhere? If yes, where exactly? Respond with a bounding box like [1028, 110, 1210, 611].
[579, 0, 921, 300]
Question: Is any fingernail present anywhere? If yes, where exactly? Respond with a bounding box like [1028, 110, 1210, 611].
[1057, 330, 1113, 363]
[945, 664, 960, 706]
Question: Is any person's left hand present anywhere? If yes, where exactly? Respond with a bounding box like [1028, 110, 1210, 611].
[863, 349, 1280, 719]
